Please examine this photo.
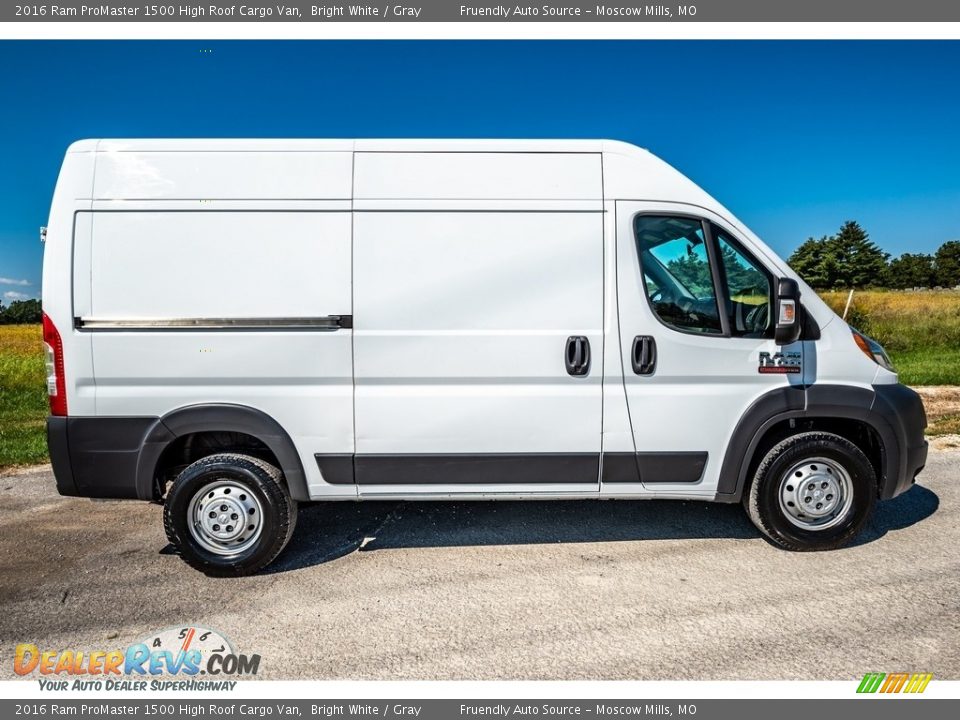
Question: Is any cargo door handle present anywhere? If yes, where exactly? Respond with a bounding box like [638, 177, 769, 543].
[565, 336, 591, 376]
[632, 335, 657, 375]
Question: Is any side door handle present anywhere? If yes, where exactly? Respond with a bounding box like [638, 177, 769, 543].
[631, 335, 657, 375]
[565, 336, 591, 376]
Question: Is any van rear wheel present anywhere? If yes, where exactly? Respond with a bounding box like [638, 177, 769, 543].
[163, 453, 297, 576]
[745, 432, 876, 551]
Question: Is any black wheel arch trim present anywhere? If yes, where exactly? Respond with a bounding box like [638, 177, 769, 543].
[136, 403, 310, 502]
[716, 383, 923, 503]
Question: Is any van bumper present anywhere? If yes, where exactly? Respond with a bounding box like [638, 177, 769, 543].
[47, 416, 159, 500]
[873, 383, 928, 499]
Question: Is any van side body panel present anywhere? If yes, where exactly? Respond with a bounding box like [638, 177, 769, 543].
[52, 145, 357, 499]
[349, 152, 605, 495]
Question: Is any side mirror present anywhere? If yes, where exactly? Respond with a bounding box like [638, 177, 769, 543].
[774, 278, 802, 346]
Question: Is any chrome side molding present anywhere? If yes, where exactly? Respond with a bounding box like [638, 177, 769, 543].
[75, 315, 352, 331]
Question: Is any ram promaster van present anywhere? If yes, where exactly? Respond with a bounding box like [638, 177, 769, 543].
[42, 139, 928, 575]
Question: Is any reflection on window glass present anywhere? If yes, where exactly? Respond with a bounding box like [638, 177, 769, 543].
[634, 216, 722, 335]
[714, 227, 772, 337]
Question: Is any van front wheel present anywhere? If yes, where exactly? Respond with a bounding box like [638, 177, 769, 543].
[163, 453, 298, 576]
[745, 432, 876, 551]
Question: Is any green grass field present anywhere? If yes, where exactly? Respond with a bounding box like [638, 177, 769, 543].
[2, 295, 959, 468]
[821, 289, 960, 386]
[0, 324, 48, 467]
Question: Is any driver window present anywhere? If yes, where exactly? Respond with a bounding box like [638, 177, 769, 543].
[634, 215, 722, 335]
[713, 226, 772, 338]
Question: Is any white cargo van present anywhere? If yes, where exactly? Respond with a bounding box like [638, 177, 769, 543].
[42, 139, 927, 575]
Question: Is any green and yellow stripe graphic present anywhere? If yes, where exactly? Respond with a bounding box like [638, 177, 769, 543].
[857, 672, 933, 694]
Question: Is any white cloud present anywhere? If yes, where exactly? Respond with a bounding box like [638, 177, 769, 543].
[3, 291, 31, 302]
[0, 277, 31, 286]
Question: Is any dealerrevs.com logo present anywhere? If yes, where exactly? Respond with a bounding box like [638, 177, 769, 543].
[14, 626, 259, 691]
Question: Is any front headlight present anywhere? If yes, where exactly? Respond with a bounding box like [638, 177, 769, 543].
[850, 327, 895, 372]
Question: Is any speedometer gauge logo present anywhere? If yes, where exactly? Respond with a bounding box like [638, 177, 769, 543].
[141, 626, 235, 673]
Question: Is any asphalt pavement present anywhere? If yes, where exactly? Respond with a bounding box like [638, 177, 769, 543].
[1, 449, 957, 680]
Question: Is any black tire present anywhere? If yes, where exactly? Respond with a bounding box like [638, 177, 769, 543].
[745, 431, 876, 551]
[163, 453, 297, 576]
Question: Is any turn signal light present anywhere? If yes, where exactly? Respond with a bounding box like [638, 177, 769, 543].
[851, 327, 895, 372]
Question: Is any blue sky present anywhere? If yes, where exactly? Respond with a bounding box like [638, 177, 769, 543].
[1, 40, 959, 301]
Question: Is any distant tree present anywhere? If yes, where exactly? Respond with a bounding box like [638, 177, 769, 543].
[935, 240, 960, 288]
[0, 298, 42, 324]
[788, 222, 888, 289]
[788, 236, 837, 288]
[888, 253, 936, 289]
[830, 221, 889, 288]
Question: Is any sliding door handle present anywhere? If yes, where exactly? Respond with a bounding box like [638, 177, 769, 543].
[565, 336, 591, 376]
[631, 335, 657, 375]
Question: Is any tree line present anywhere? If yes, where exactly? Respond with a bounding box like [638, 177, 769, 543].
[788, 220, 960, 290]
[0, 298, 41, 324]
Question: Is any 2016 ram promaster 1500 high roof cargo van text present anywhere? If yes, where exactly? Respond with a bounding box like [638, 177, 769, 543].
[42, 139, 928, 575]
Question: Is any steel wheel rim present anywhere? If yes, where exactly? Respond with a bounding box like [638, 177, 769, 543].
[778, 456, 854, 531]
[187, 480, 264, 556]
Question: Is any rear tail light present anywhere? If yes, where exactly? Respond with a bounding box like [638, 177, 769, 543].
[42, 312, 67, 416]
